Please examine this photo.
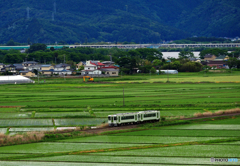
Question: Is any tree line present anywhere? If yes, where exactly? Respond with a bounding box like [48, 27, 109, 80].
[1, 44, 240, 74]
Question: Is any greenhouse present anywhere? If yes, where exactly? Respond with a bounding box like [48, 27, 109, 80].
[160, 70, 178, 74]
[0, 75, 35, 84]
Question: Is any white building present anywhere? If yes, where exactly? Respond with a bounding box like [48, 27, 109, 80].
[81, 63, 102, 75]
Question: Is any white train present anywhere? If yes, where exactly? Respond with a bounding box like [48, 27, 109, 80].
[108, 110, 160, 126]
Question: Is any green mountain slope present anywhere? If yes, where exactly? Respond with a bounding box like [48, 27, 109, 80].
[177, 0, 240, 37]
[0, 0, 239, 44]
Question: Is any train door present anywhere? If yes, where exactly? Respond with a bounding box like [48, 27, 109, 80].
[157, 111, 160, 119]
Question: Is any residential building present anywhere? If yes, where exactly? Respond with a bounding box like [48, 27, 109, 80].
[26, 65, 41, 71]
[0, 63, 5, 70]
[100, 68, 119, 76]
[213, 55, 228, 61]
[41, 65, 54, 71]
[76, 61, 86, 70]
[19, 70, 36, 77]
[4, 64, 17, 73]
[14, 64, 25, 72]
[22, 61, 38, 67]
[204, 54, 216, 61]
[101, 61, 115, 67]
[207, 61, 228, 69]
[88, 61, 105, 68]
[54, 63, 71, 70]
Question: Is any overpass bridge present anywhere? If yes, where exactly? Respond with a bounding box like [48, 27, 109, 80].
[0, 43, 239, 50]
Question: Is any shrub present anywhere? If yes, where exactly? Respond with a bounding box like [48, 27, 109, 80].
[214, 110, 224, 115]
[202, 112, 212, 116]
[194, 112, 203, 117]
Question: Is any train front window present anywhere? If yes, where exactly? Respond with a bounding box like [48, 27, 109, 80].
[114, 117, 117, 120]
[108, 117, 111, 120]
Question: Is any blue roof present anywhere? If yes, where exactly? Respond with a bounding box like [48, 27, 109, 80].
[41, 65, 51, 67]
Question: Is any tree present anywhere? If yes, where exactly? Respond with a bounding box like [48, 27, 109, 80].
[150, 67, 156, 74]
[50, 47, 55, 51]
[117, 57, 137, 74]
[78, 66, 84, 71]
[28, 43, 47, 53]
[33, 69, 38, 75]
[179, 62, 202, 72]
[6, 39, 16, 46]
[178, 51, 194, 58]
[227, 57, 238, 69]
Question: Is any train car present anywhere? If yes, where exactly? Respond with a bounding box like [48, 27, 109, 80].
[139, 110, 160, 123]
[108, 110, 160, 126]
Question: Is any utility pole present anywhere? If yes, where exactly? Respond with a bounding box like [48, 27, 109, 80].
[52, 12, 54, 21]
[167, 69, 169, 82]
[123, 87, 125, 106]
[125, 5, 128, 12]
[38, 70, 39, 83]
[26, 7, 30, 20]
[54, 2, 56, 13]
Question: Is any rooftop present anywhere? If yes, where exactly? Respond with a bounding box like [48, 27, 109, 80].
[204, 54, 215, 58]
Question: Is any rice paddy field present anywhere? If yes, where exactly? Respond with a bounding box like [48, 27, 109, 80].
[0, 72, 240, 165]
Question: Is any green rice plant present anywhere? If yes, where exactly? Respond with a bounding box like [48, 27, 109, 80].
[114, 129, 240, 137]
[0, 142, 148, 154]
[160, 124, 240, 130]
[31, 111, 35, 118]
[59, 135, 231, 144]
[54, 118, 106, 126]
[98, 144, 240, 158]
[21, 155, 227, 165]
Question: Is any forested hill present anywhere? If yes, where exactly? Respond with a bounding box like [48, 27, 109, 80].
[0, 0, 239, 44]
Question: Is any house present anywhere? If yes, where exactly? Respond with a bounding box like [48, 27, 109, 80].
[19, 70, 36, 77]
[41, 65, 54, 71]
[81, 69, 102, 75]
[81, 63, 101, 75]
[204, 54, 216, 61]
[100, 68, 119, 76]
[54, 63, 71, 70]
[22, 61, 38, 67]
[14, 64, 25, 72]
[207, 61, 227, 69]
[189, 58, 201, 63]
[88, 61, 105, 69]
[76, 61, 86, 70]
[0, 63, 5, 70]
[213, 55, 228, 61]
[53, 69, 72, 75]
[4, 64, 17, 73]
[26, 65, 41, 71]
[53, 64, 72, 75]
[101, 61, 115, 67]
[40, 65, 54, 75]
